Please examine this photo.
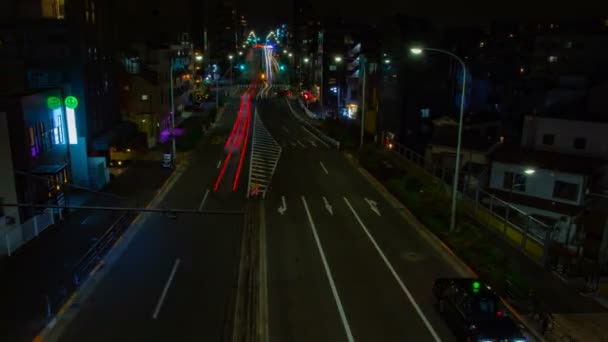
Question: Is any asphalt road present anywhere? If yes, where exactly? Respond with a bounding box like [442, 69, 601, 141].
[259, 98, 462, 342]
[54, 89, 252, 342]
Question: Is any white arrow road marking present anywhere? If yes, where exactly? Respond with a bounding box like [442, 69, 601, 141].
[198, 189, 210, 211]
[365, 197, 381, 216]
[319, 161, 329, 175]
[323, 196, 333, 215]
[343, 197, 441, 341]
[302, 196, 354, 342]
[152, 258, 181, 319]
[277, 196, 287, 215]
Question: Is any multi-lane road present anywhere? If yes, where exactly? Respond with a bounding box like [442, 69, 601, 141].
[44, 86, 467, 342]
[49, 89, 253, 342]
[259, 97, 462, 342]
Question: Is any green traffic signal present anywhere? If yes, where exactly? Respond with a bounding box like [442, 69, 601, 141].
[472, 281, 480, 293]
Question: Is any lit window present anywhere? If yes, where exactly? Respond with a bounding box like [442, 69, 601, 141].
[479, 41, 485, 48]
[41, 0, 65, 19]
[519, 67, 525, 74]
[565, 41, 573, 48]
[508, 33, 515, 38]
[141, 94, 149, 101]
[548, 56, 558, 63]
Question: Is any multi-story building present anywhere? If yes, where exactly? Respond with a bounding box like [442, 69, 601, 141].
[117, 40, 195, 150]
[0, 0, 120, 189]
[208, 1, 238, 72]
[0, 88, 76, 256]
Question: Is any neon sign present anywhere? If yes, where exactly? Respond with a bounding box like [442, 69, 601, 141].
[64, 96, 78, 144]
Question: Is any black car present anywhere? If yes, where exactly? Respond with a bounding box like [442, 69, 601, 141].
[433, 278, 527, 342]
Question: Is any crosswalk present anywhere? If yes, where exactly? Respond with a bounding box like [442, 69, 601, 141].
[247, 108, 282, 198]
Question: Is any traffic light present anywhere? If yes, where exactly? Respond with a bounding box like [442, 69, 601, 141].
[239, 64, 245, 71]
[279, 64, 285, 71]
[472, 281, 480, 293]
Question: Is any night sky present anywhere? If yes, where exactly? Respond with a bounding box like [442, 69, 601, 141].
[243, 0, 608, 29]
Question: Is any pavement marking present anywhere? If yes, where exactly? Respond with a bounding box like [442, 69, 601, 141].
[152, 258, 181, 320]
[364, 197, 381, 216]
[320, 161, 329, 175]
[301, 125, 330, 148]
[198, 189, 210, 211]
[323, 196, 334, 215]
[217, 160, 222, 169]
[302, 196, 355, 342]
[297, 140, 306, 148]
[282, 126, 289, 133]
[309, 140, 317, 147]
[343, 197, 441, 342]
[277, 195, 287, 215]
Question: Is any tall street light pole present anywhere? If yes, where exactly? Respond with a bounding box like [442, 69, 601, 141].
[169, 57, 177, 167]
[360, 54, 366, 148]
[334, 56, 343, 117]
[410, 47, 467, 233]
[228, 54, 234, 84]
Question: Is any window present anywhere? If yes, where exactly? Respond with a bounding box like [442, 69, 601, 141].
[548, 56, 558, 63]
[503, 172, 527, 192]
[573, 138, 586, 149]
[542, 134, 555, 145]
[41, 0, 65, 19]
[141, 94, 149, 101]
[553, 181, 579, 201]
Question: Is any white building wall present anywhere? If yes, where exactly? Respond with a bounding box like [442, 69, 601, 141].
[489, 161, 585, 206]
[521, 116, 608, 159]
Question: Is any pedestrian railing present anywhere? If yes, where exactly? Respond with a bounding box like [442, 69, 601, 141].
[381, 136, 552, 265]
[72, 212, 135, 286]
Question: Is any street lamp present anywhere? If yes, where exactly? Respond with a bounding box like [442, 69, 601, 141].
[195, 55, 203, 62]
[410, 46, 467, 233]
[238, 51, 243, 56]
[524, 168, 536, 175]
[288, 52, 293, 57]
[334, 56, 343, 116]
[334, 56, 343, 63]
[228, 55, 234, 84]
[303, 57, 310, 63]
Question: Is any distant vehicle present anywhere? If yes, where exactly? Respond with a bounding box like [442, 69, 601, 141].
[433, 278, 526, 342]
[276, 89, 292, 97]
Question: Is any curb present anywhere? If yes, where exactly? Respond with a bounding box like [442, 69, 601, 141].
[343, 152, 546, 342]
[33, 160, 189, 342]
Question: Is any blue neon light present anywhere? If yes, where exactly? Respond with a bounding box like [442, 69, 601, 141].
[66, 107, 78, 144]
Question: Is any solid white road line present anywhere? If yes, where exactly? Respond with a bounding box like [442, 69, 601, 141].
[217, 160, 222, 169]
[320, 161, 329, 175]
[198, 189, 210, 211]
[297, 140, 306, 148]
[343, 198, 441, 341]
[301, 196, 355, 342]
[152, 258, 181, 320]
[302, 126, 329, 148]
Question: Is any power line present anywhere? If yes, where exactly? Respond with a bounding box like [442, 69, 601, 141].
[0, 203, 244, 216]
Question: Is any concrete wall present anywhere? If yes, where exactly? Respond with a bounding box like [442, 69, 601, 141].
[0, 112, 21, 225]
[490, 161, 586, 206]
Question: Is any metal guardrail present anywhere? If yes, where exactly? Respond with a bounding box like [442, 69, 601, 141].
[285, 99, 341, 149]
[381, 136, 552, 264]
[72, 212, 135, 286]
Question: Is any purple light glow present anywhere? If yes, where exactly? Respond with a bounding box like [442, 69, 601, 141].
[159, 128, 186, 143]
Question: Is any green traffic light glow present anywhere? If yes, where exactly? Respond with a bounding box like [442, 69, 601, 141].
[64, 96, 79, 109]
[472, 281, 481, 292]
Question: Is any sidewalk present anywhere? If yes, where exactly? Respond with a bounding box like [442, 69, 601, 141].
[0, 160, 172, 342]
[357, 145, 608, 342]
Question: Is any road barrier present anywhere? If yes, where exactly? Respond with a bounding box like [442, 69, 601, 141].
[285, 99, 340, 149]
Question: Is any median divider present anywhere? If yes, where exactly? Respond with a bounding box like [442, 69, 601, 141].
[285, 99, 340, 149]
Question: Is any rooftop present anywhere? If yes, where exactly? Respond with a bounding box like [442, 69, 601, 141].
[492, 145, 605, 175]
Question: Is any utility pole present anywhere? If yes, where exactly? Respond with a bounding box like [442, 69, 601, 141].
[169, 58, 176, 167]
[360, 55, 366, 148]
